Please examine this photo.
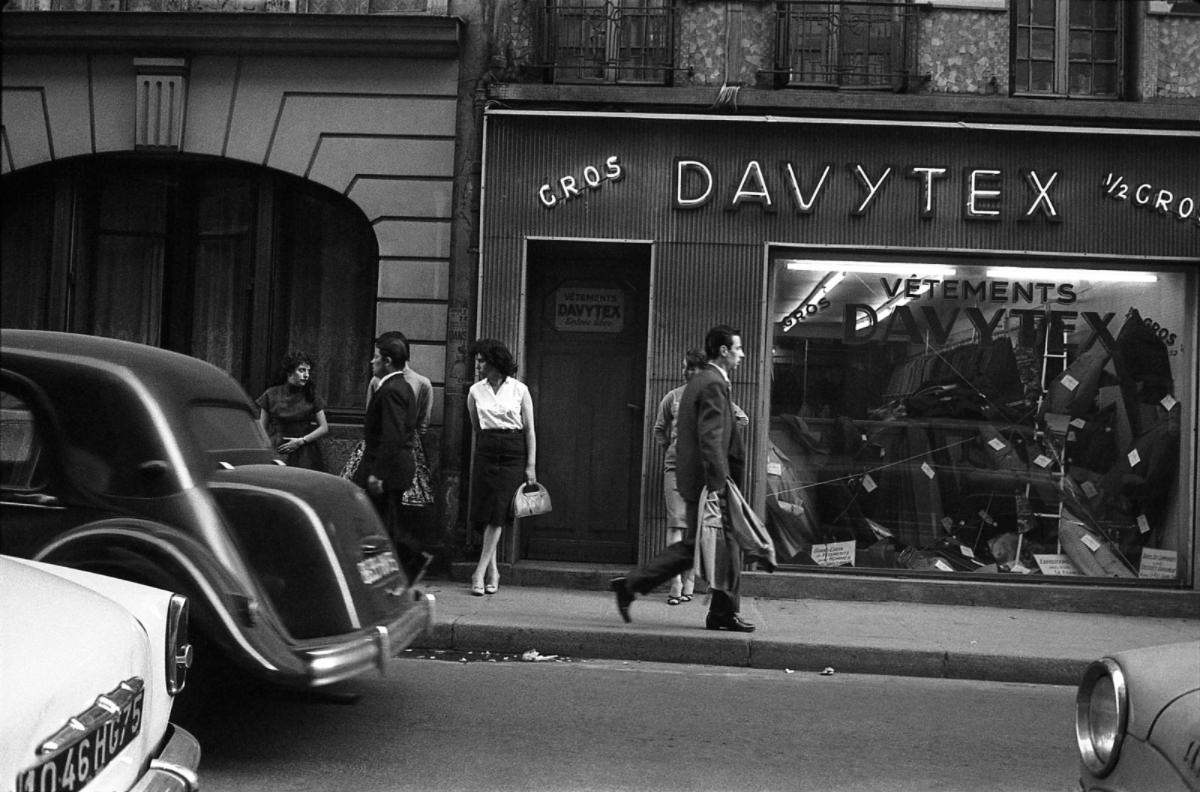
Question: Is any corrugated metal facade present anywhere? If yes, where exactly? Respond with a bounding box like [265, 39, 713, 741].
[478, 109, 1199, 564]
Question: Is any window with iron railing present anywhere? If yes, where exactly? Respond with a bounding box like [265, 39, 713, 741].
[774, 0, 915, 91]
[541, 0, 676, 85]
[1012, 0, 1124, 98]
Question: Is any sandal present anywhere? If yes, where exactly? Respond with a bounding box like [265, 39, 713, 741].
[680, 594, 693, 603]
[667, 596, 682, 606]
[470, 578, 485, 597]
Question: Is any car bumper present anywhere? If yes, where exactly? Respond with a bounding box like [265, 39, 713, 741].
[131, 724, 201, 792]
[299, 590, 435, 686]
[1077, 733, 1198, 792]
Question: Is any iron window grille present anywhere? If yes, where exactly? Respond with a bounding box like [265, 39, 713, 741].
[1012, 0, 1124, 98]
[773, 0, 916, 91]
[540, 0, 677, 85]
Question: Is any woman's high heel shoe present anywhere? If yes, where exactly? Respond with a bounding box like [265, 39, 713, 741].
[484, 572, 499, 595]
[470, 577, 485, 596]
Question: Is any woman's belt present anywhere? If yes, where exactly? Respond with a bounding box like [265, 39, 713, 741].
[481, 428, 522, 434]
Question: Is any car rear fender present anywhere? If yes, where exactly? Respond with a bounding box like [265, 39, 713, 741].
[34, 518, 308, 679]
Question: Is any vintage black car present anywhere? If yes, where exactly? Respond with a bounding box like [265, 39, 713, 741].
[0, 330, 434, 709]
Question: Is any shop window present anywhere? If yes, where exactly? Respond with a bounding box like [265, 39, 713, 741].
[767, 258, 1193, 585]
[0, 158, 377, 416]
[774, 0, 916, 91]
[541, 0, 677, 85]
[1012, 0, 1125, 98]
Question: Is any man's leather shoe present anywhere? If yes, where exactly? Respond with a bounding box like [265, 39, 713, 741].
[610, 577, 634, 623]
[705, 613, 756, 633]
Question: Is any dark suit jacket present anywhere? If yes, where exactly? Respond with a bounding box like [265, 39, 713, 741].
[357, 372, 418, 492]
[675, 364, 745, 502]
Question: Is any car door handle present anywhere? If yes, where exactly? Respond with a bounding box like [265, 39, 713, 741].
[4, 492, 61, 507]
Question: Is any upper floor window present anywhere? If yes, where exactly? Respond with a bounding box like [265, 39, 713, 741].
[774, 0, 916, 91]
[541, 0, 676, 85]
[1012, 0, 1124, 98]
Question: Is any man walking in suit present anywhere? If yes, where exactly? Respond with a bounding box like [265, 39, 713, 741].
[611, 324, 754, 632]
[358, 335, 426, 581]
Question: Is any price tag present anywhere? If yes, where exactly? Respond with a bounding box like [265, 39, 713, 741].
[862, 474, 877, 493]
[1069, 418, 1086, 429]
[1034, 454, 1052, 468]
[1081, 481, 1099, 498]
[1127, 449, 1141, 467]
[1160, 394, 1178, 411]
[988, 438, 1006, 452]
[1035, 554, 1081, 576]
[933, 559, 954, 572]
[1061, 374, 1079, 391]
[1137, 514, 1150, 534]
[921, 462, 935, 479]
[767, 461, 782, 476]
[959, 545, 975, 558]
[1067, 431, 1076, 442]
[1139, 548, 1177, 580]
[1009, 562, 1033, 575]
[1080, 533, 1102, 552]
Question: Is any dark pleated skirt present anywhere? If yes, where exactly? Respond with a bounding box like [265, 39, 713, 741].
[470, 431, 526, 532]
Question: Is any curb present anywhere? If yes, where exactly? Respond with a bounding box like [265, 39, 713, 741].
[415, 620, 1087, 686]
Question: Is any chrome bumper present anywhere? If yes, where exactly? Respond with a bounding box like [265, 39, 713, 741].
[299, 590, 435, 686]
[131, 724, 201, 792]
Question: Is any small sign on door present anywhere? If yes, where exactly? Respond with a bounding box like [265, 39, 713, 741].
[555, 287, 625, 333]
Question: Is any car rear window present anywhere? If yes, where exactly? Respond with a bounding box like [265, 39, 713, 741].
[188, 403, 276, 466]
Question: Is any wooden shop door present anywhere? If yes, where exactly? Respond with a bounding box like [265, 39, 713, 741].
[522, 241, 649, 563]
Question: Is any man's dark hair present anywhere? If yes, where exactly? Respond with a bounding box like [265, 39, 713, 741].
[377, 330, 408, 346]
[469, 338, 518, 377]
[704, 325, 740, 360]
[684, 349, 707, 370]
[377, 336, 409, 370]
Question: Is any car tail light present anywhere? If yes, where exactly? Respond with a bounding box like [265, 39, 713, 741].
[1075, 657, 1128, 777]
[167, 594, 193, 696]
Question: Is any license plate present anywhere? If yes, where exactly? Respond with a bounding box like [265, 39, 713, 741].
[357, 550, 400, 585]
[16, 685, 144, 792]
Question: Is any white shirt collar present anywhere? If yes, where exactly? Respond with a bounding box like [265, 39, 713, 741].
[378, 370, 404, 386]
[707, 361, 730, 384]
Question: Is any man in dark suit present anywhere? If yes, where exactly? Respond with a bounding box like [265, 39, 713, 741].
[611, 324, 753, 632]
[357, 335, 426, 580]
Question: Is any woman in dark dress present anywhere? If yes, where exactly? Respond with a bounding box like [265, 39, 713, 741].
[256, 351, 329, 472]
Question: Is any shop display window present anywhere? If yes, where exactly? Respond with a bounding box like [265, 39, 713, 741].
[766, 258, 1194, 583]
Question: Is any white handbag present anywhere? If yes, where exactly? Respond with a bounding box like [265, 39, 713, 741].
[513, 482, 553, 518]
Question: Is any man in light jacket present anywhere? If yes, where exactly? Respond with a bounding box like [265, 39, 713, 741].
[611, 324, 754, 632]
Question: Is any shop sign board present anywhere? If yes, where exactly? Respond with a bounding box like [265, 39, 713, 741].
[554, 287, 625, 333]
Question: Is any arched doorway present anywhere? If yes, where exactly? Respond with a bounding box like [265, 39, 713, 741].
[1, 155, 378, 414]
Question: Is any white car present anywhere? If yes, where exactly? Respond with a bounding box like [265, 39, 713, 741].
[1076, 640, 1200, 792]
[0, 556, 200, 792]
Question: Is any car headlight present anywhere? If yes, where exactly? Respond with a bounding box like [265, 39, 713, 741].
[167, 594, 193, 696]
[1076, 657, 1128, 777]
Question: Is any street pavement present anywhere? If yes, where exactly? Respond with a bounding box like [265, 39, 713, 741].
[412, 575, 1200, 686]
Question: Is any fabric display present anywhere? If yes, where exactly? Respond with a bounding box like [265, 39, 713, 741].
[765, 310, 1178, 579]
[1058, 507, 1135, 578]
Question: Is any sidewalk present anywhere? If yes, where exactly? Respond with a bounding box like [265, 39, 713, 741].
[412, 578, 1200, 686]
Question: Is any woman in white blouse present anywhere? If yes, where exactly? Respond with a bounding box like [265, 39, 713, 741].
[466, 339, 538, 595]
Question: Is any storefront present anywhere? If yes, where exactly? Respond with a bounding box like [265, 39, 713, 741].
[478, 109, 1198, 598]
